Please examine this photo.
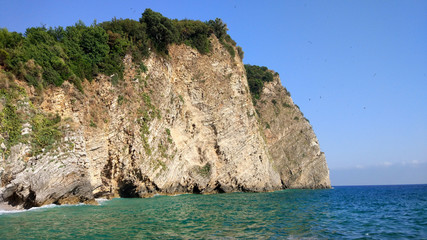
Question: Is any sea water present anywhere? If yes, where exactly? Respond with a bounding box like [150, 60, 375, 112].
[0, 185, 426, 239]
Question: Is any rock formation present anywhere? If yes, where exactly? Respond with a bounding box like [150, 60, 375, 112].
[255, 75, 330, 189]
[0, 36, 330, 209]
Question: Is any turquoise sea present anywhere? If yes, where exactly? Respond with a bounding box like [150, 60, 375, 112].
[0, 185, 426, 239]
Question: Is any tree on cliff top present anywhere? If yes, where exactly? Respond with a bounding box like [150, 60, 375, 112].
[207, 18, 228, 40]
[140, 8, 178, 55]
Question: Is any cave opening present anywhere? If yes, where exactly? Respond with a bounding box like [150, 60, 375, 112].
[192, 185, 201, 194]
[118, 180, 139, 198]
[214, 183, 226, 193]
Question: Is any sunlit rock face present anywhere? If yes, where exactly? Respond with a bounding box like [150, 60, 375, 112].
[255, 74, 331, 189]
[0, 37, 329, 209]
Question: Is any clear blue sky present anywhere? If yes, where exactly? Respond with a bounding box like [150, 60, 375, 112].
[1, 0, 426, 185]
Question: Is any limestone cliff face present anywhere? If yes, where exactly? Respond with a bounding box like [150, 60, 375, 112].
[255, 75, 330, 189]
[0, 37, 329, 209]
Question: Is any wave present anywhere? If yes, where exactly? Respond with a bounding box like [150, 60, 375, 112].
[0, 201, 98, 215]
[95, 198, 110, 204]
[0, 209, 26, 215]
[0, 203, 61, 215]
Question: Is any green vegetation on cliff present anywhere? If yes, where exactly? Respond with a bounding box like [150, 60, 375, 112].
[244, 64, 274, 100]
[0, 9, 241, 91]
[0, 72, 62, 157]
[0, 75, 24, 156]
[30, 113, 62, 155]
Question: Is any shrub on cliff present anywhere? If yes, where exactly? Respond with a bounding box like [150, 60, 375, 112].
[0, 28, 24, 49]
[245, 64, 274, 100]
[237, 46, 244, 60]
[0, 49, 9, 66]
[31, 113, 62, 155]
[174, 19, 211, 54]
[0, 103, 22, 148]
[207, 18, 228, 40]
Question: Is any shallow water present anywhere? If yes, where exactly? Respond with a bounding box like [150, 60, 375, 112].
[1, 185, 426, 239]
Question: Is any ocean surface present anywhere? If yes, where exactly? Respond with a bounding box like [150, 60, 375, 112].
[0, 185, 426, 239]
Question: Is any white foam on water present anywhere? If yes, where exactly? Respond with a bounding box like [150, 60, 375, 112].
[95, 198, 110, 204]
[0, 209, 26, 215]
[0, 204, 55, 215]
[29, 204, 58, 210]
[0, 202, 91, 215]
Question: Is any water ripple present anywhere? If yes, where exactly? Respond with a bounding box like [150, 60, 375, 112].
[0, 185, 426, 239]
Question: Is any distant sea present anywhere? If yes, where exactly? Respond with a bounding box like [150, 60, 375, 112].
[1, 185, 426, 239]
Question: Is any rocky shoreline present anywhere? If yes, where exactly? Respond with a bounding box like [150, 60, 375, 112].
[0, 202, 19, 211]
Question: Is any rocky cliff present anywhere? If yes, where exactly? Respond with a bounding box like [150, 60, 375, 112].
[0, 37, 330, 209]
[255, 75, 330, 189]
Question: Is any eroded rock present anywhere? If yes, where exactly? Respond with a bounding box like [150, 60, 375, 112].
[0, 37, 330, 209]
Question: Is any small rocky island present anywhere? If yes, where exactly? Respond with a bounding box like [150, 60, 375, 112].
[0, 9, 330, 209]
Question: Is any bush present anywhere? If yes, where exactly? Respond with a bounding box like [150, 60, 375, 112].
[245, 64, 274, 100]
[31, 113, 62, 154]
[140, 63, 148, 73]
[237, 46, 244, 60]
[175, 19, 211, 54]
[0, 103, 22, 147]
[198, 163, 211, 177]
[0, 49, 9, 66]
[0, 28, 24, 49]
[282, 102, 292, 108]
[220, 39, 235, 58]
[206, 18, 237, 59]
[21, 60, 43, 89]
[207, 18, 228, 40]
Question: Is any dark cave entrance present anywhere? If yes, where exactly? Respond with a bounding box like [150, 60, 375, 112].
[118, 180, 139, 198]
[192, 185, 201, 194]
